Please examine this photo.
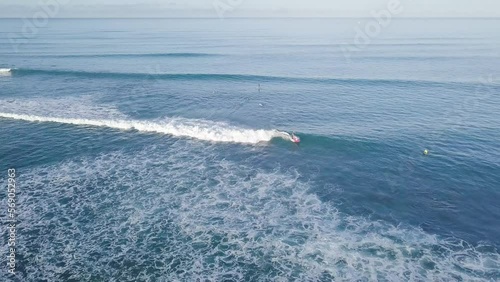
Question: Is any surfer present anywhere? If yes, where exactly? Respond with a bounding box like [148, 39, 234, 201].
[291, 132, 300, 144]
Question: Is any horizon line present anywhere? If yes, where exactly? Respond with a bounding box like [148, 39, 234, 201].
[1, 16, 500, 19]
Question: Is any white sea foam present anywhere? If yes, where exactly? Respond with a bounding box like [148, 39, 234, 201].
[0, 68, 12, 76]
[0, 112, 280, 144]
[4, 145, 499, 281]
[0, 96, 285, 144]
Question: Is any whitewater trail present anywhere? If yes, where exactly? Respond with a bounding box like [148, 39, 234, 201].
[0, 112, 286, 144]
[0, 68, 12, 75]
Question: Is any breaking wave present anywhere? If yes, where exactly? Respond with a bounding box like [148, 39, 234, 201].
[0, 68, 12, 76]
[0, 97, 289, 144]
[0, 112, 282, 144]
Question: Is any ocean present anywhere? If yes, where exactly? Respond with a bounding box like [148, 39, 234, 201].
[0, 18, 499, 281]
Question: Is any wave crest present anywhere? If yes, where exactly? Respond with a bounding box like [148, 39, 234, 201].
[0, 112, 282, 144]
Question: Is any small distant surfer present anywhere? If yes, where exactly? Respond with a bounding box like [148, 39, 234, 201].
[291, 132, 300, 144]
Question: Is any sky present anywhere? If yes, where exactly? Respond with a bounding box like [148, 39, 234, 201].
[0, 0, 499, 18]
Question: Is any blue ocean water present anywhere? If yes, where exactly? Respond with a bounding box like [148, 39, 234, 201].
[0, 18, 499, 281]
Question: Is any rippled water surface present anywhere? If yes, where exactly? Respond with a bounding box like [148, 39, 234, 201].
[0, 18, 499, 281]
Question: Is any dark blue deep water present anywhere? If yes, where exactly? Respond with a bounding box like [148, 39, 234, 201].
[0, 18, 499, 281]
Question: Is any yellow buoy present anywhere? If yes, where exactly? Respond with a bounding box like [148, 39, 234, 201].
[423, 149, 429, 155]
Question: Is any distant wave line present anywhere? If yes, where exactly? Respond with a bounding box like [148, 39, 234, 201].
[52, 53, 223, 58]
[10, 68, 495, 88]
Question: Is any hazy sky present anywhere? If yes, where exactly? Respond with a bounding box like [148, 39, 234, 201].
[1, 0, 499, 18]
